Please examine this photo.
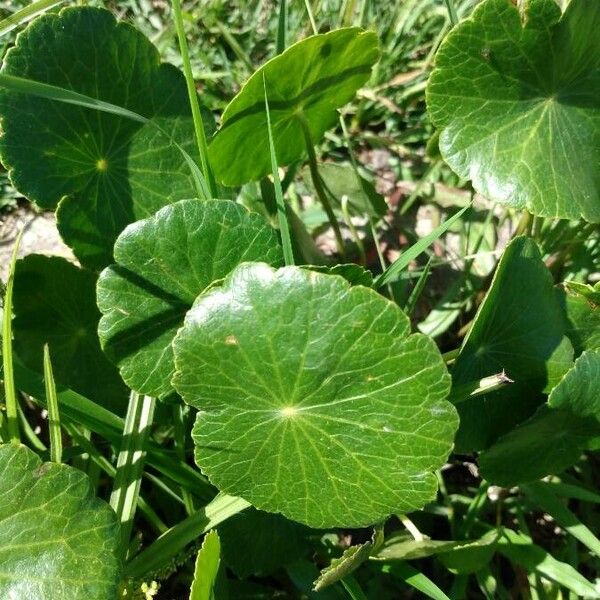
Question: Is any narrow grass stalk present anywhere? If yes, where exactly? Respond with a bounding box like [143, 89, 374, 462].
[0, 0, 64, 37]
[18, 405, 46, 451]
[297, 111, 346, 257]
[172, 404, 196, 515]
[303, 0, 318, 35]
[443, 0, 458, 26]
[341, 195, 366, 265]
[171, 0, 217, 198]
[43, 344, 62, 463]
[374, 204, 471, 287]
[126, 494, 250, 579]
[405, 255, 433, 315]
[276, 0, 287, 54]
[264, 76, 294, 266]
[341, 575, 369, 600]
[110, 391, 156, 555]
[3, 230, 23, 444]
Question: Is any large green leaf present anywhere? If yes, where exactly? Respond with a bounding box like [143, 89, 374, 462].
[0, 7, 206, 269]
[13, 255, 128, 412]
[97, 199, 283, 398]
[479, 350, 600, 486]
[450, 237, 573, 453]
[208, 28, 380, 186]
[427, 0, 600, 222]
[0, 444, 121, 599]
[173, 263, 457, 528]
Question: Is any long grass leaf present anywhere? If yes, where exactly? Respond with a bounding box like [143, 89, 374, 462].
[110, 391, 156, 556]
[374, 204, 471, 288]
[0, 73, 147, 122]
[171, 0, 217, 196]
[126, 494, 250, 579]
[276, 0, 287, 54]
[2, 230, 23, 444]
[264, 75, 294, 266]
[189, 530, 222, 600]
[0, 0, 64, 37]
[387, 562, 451, 600]
[523, 482, 600, 557]
[43, 344, 61, 463]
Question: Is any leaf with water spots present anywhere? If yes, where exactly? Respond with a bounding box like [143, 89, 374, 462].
[173, 263, 457, 528]
[427, 0, 600, 222]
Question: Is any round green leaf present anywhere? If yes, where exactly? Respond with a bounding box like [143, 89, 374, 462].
[97, 199, 283, 398]
[0, 7, 206, 269]
[0, 444, 121, 599]
[173, 263, 457, 528]
[13, 255, 128, 412]
[208, 28, 380, 186]
[480, 350, 600, 486]
[563, 282, 600, 356]
[451, 237, 573, 453]
[427, 0, 600, 222]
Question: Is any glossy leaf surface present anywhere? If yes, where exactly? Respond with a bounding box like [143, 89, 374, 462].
[98, 199, 283, 398]
[451, 237, 573, 452]
[208, 28, 380, 186]
[173, 263, 457, 528]
[427, 0, 600, 222]
[480, 350, 600, 486]
[0, 7, 205, 269]
[0, 444, 121, 599]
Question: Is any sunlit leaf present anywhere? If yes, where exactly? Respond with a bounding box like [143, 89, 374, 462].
[427, 0, 600, 222]
[173, 263, 457, 528]
[97, 199, 283, 398]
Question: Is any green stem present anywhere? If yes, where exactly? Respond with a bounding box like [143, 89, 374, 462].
[303, 0, 318, 34]
[43, 344, 62, 463]
[126, 494, 250, 579]
[297, 111, 346, 257]
[264, 76, 295, 266]
[3, 229, 23, 444]
[171, 0, 216, 198]
[110, 391, 156, 556]
[172, 404, 195, 515]
[443, 0, 458, 26]
[276, 0, 287, 54]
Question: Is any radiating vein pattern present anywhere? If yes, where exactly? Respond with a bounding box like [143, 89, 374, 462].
[427, 0, 600, 222]
[173, 264, 458, 528]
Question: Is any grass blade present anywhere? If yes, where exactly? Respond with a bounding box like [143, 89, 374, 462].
[110, 391, 156, 556]
[276, 0, 287, 54]
[2, 230, 23, 444]
[126, 494, 250, 579]
[387, 562, 451, 600]
[523, 482, 600, 557]
[0, 0, 64, 37]
[0, 73, 147, 122]
[43, 344, 61, 463]
[264, 75, 294, 266]
[171, 0, 216, 197]
[374, 204, 471, 288]
[405, 255, 433, 315]
[341, 575, 369, 600]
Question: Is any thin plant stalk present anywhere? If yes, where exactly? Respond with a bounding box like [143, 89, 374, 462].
[304, 0, 318, 35]
[341, 195, 367, 265]
[443, 0, 458, 26]
[297, 111, 346, 257]
[3, 229, 23, 444]
[43, 344, 62, 464]
[172, 404, 196, 515]
[264, 76, 294, 266]
[0, 0, 64, 37]
[110, 391, 156, 556]
[276, 0, 287, 54]
[171, 0, 216, 198]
